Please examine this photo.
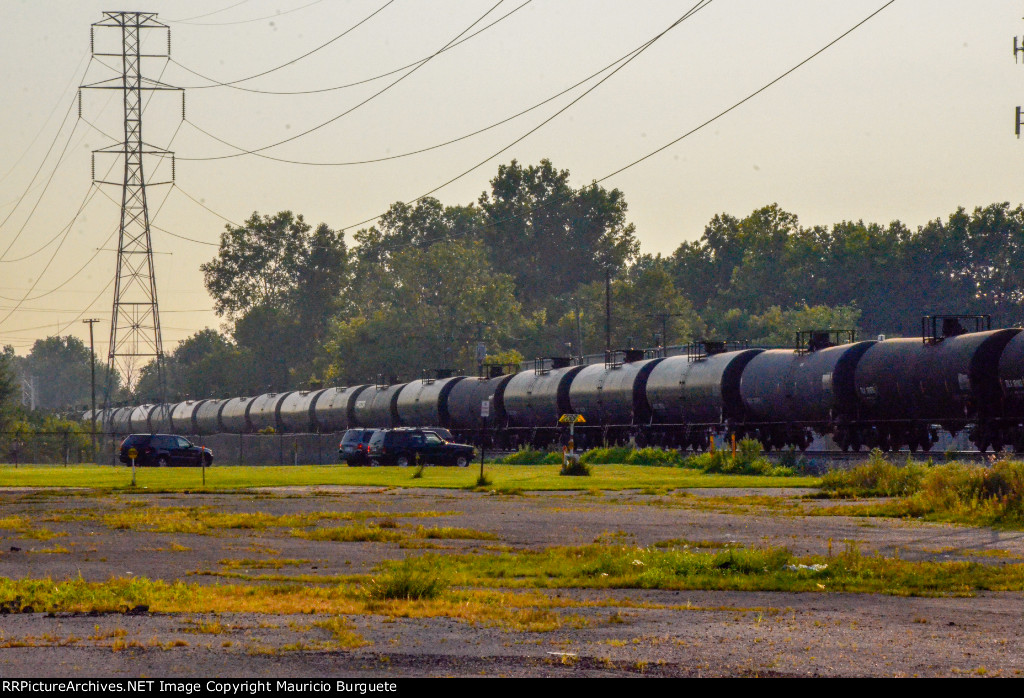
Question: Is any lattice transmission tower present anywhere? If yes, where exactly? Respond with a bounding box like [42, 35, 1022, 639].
[82, 12, 181, 399]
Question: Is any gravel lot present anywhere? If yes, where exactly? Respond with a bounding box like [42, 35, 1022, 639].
[1, 485, 1023, 677]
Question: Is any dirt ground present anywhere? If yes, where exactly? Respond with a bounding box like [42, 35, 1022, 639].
[1, 484, 1023, 677]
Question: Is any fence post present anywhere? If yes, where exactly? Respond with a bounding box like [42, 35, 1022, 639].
[63, 430, 69, 467]
[239, 432, 244, 466]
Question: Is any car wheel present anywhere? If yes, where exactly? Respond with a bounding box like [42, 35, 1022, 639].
[156, 456, 170, 468]
[203, 454, 212, 468]
[455, 455, 469, 468]
[397, 454, 411, 467]
[370, 459, 381, 467]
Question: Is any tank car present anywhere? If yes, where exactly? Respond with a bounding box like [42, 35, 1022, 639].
[446, 371, 516, 444]
[502, 358, 586, 447]
[170, 400, 207, 434]
[854, 317, 1020, 451]
[128, 404, 153, 433]
[394, 375, 466, 428]
[352, 383, 405, 428]
[247, 392, 294, 432]
[739, 333, 876, 450]
[218, 396, 254, 433]
[646, 344, 763, 449]
[277, 390, 326, 433]
[312, 385, 370, 432]
[108, 406, 133, 435]
[147, 403, 174, 433]
[997, 332, 1024, 451]
[194, 399, 228, 435]
[567, 352, 663, 446]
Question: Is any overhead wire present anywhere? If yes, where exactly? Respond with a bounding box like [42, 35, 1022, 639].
[177, 0, 512, 161]
[169, 0, 531, 95]
[170, 0, 396, 86]
[338, 0, 898, 256]
[167, 0, 325, 26]
[337, 0, 714, 232]
[165, 0, 252, 23]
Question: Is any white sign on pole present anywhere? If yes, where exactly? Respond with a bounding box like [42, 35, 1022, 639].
[480, 400, 490, 418]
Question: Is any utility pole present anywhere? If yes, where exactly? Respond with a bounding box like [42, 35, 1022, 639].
[605, 269, 612, 353]
[82, 12, 181, 403]
[83, 318, 101, 454]
[647, 312, 683, 354]
[1016, 25, 1024, 136]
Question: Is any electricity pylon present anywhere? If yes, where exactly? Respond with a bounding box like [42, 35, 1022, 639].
[82, 12, 181, 401]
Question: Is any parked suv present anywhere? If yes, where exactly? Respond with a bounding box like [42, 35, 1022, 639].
[339, 428, 379, 466]
[366, 428, 474, 467]
[119, 434, 213, 467]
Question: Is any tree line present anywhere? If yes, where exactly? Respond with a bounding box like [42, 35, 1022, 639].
[4, 157, 1023, 412]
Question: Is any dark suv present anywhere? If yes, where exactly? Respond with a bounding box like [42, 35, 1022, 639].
[339, 428, 379, 466]
[119, 434, 213, 467]
[366, 428, 474, 467]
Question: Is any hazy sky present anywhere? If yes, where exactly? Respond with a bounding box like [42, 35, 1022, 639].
[0, 0, 1020, 358]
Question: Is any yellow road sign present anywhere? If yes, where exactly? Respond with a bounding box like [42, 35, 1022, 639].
[558, 413, 586, 424]
[127, 447, 138, 460]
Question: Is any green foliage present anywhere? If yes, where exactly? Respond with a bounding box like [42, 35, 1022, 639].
[580, 446, 680, 467]
[0, 417, 92, 463]
[819, 450, 927, 497]
[367, 558, 449, 600]
[499, 448, 562, 465]
[682, 439, 794, 476]
[559, 458, 591, 476]
[823, 457, 1024, 528]
[20, 336, 119, 410]
[0, 347, 16, 429]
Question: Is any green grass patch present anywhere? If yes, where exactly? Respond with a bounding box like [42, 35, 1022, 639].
[819, 454, 1024, 528]
[0, 463, 819, 491]
[366, 558, 449, 600]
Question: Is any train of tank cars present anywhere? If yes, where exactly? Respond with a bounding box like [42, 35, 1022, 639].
[83, 315, 1024, 454]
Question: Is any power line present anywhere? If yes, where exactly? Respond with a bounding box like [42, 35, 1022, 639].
[338, 0, 715, 232]
[177, 0, 511, 161]
[168, 0, 327, 27]
[339, 0, 897, 259]
[170, 0, 395, 86]
[165, 0, 252, 24]
[169, 0, 532, 95]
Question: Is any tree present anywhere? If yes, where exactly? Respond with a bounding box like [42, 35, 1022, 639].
[326, 240, 521, 383]
[201, 211, 350, 387]
[0, 345, 17, 428]
[477, 159, 639, 312]
[134, 329, 257, 401]
[22, 336, 118, 411]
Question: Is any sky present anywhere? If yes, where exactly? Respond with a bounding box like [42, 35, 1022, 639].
[0, 0, 1020, 360]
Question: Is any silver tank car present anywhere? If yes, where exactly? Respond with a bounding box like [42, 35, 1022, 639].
[647, 349, 764, 425]
[352, 384, 405, 428]
[128, 404, 153, 433]
[109, 406, 133, 435]
[568, 358, 664, 425]
[247, 392, 294, 432]
[170, 400, 207, 434]
[447, 374, 515, 430]
[395, 376, 467, 427]
[312, 385, 370, 432]
[503, 363, 586, 428]
[194, 399, 229, 435]
[219, 396, 254, 433]
[147, 403, 174, 433]
[278, 390, 327, 432]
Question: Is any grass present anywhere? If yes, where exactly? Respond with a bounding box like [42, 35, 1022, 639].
[819, 453, 1024, 528]
[0, 463, 819, 491]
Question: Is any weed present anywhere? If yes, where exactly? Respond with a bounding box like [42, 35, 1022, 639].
[475, 473, 492, 487]
[312, 617, 370, 648]
[560, 459, 591, 477]
[366, 559, 449, 601]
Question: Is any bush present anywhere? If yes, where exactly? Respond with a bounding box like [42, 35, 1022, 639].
[819, 449, 926, 497]
[682, 439, 793, 476]
[367, 559, 449, 600]
[580, 446, 682, 467]
[499, 448, 561, 465]
[560, 458, 591, 477]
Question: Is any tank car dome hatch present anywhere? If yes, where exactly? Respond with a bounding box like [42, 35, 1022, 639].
[312, 385, 370, 432]
[395, 376, 467, 428]
[647, 348, 764, 425]
[219, 396, 254, 433]
[352, 383, 405, 428]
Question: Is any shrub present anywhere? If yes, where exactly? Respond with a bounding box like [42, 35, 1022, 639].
[819, 449, 926, 497]
[367, 559, 449, 600]
[560, 458, 591, 477]
[499, 448, 560, 465]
